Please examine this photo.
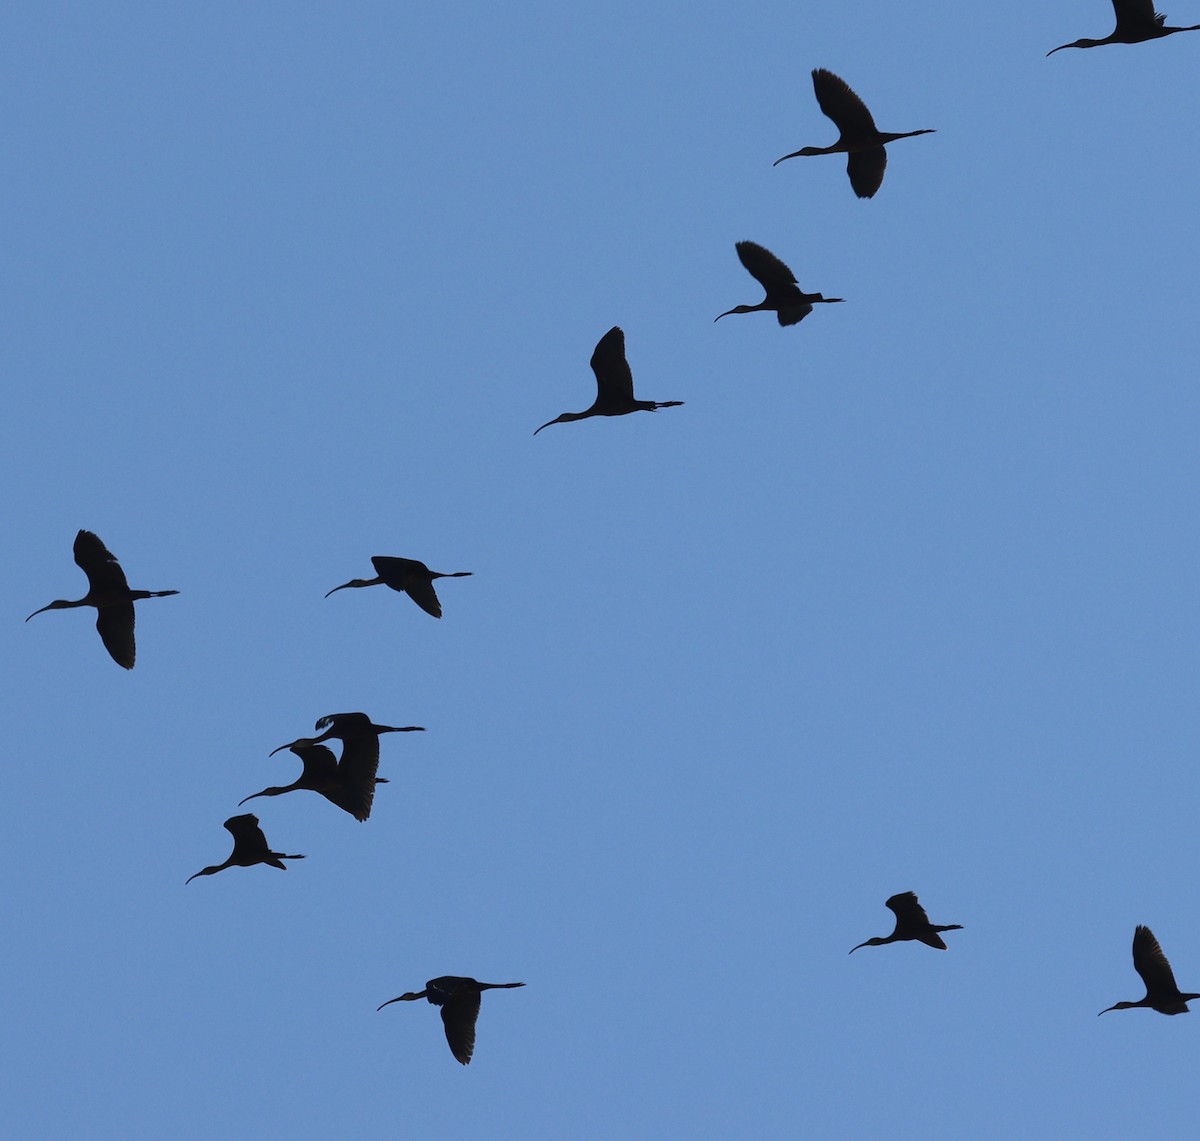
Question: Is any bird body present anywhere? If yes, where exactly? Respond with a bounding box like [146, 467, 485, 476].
[26, 530, 178, 669]
[186, 814, 304, 883]
[774, 69, 934, 199]
[378, 976, 525, 1065]
[268, 713, 425, 822]
[239, 743, 391, 822]
[715, 241, 844, 326]
[1099, 925, 1200, 1015]
[534, 326, 682, 434]
[1048, 1, 1200, 53]
[850, 892, 963, 953]
[326, 556, 471, 619]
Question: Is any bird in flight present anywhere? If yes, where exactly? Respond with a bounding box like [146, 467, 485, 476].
[378, 976, 525, 1065]
[774, 68, 935, 199]
[239, 742, 391, 822]
[715, 241, 844, 326]
[1099, 925, 1200, 1015]
[262, 714, 425, 821]
[534, 326, 682, 434]
[326, 556, 471, 619]
[849, 892, 963, 953]
[1048, 1, 1200, 54]
[26, 530, 178, 669]
[186, 814, 304, 883]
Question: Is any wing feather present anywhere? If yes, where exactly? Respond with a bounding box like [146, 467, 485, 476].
[735, 241, 798, 291]
[812, 69, 878, 136]
[95, 603, 136, 669]
[590, 327, 635, 403]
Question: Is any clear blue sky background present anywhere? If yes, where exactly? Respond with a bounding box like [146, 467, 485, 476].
[4, 2, 1200, 1137]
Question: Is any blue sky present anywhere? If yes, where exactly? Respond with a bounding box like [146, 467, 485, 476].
[5, 2, 1200, 1137]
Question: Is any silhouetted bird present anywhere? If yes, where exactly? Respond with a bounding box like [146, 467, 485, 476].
[326, 556, 471, 619]
[1099, 925, 1200, 1015]
[774, 69, 935, 199]
[26, 530, 178, 669]
[270, 712, 424, 821]
[186, 814, 304, 883]
[849, 892, 963, 953]
[1048, 0, 1200, 54]
[239, 743, 391, 822]
[534, 326, 682, 434]
[715, 241, 844, 327]
[377, 977, 525, 1065]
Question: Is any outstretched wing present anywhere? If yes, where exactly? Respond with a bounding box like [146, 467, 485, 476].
[735, 241, 797, 292]
[74, 530, 129, 593]
[333, 735, 382, 820]
[440, 991, 482, 1065]
[1111, 0, 1166, 35]
[292, 743, 340, 781]
[95, 603, 136, 669]
[1132, 925, 1180, 994]
[224, 813, 270, 857]
[847, 147, 887, 199]
[885, 892, 931, 927]
[590, 326, 635, 403]
[404, 578, 443, 619]
[812, 69, 878, 136]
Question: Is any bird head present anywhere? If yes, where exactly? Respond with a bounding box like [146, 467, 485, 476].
[377, 991, 425, 1011]
[848, 937, 888, 954]
[1046, 39, 1098, 55]
[533, 412, 578, 435]
[25, 599, 71, 621]
[325, 578, 372, 598]
[772, 147, 825, 166]
[714, 305, 756, 322]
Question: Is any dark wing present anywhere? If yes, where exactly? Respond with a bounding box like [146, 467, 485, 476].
[1112, 0, 1165, 33]
[812, 69, 878, 136]
[403, 578, 443, 619]
[224, 813, 270, 857]
[885, 892, 931, 928]
[74, 530, 129, 592]
[95, 603, 136, 669]
[777, 299, 814, 327]
[590, 326, 635, 403]
[333, 734, 382, 820]
[1132, 925, 1180, 994]
[292, 744, 340, 782]
[735, 242, 798, 292]
[440, 991, 483, 1065]
[847, 147, 887, 199]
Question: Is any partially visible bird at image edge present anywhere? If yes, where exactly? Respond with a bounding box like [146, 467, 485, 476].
[1099, 925, 1200, 1015]
[1047, 0, 1200, 54]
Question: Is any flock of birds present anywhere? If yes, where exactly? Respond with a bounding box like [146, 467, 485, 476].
[25, 0, 1200, 1065]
